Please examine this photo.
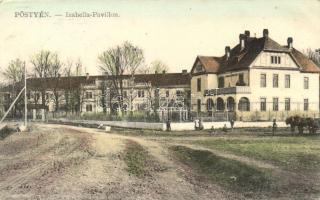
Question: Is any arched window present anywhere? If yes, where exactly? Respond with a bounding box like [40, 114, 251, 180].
[238, 97, 250, 111]
[207, 98, 214, 111]
[216, 97, 225, 111]
[227, 97, 235, 111]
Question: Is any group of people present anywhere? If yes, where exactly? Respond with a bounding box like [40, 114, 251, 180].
[166, 118, 278, 133]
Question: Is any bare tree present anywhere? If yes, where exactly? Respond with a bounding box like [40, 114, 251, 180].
[30, 50, 53, 108]
[303, 48, 320, 67]
[63, 59, 85, 115]
[98, 41, 144, 114]
[150, 60, 169, 74]
[48, 53, 63, 114]
[1, 59, 25, 117]
[63, 60, 73, 115]
[2, 59, 24, 83]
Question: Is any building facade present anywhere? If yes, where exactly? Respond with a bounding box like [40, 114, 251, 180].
[190, 29, 320, 121]
[24, 71, 191, 121]
[1, 29, 319, 122]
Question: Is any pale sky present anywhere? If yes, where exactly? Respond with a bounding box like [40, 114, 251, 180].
[0, 0, 319, 76]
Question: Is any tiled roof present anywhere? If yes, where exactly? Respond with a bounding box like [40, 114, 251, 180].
[26, 72, 191, 90]
[192, 35, 320, 74]
[197, 56, 221, 73]
[290, 48, 320, 73]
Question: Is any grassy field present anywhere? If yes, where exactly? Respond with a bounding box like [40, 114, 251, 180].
[123, 140, 151, 178]
[115, 127, 320, 198]
[123, 139, 166, 178]
[190, 135, 320, 171]
[170, 145, 274, 198]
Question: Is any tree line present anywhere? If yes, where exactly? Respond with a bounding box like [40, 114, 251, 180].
[0, 41, 169, 117]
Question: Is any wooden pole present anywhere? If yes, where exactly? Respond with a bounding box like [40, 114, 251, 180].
[24, 62, 27, 127]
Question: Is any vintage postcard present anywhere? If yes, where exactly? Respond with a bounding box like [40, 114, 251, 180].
[0, 0, 319, 199]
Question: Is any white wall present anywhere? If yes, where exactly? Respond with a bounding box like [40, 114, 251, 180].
[50, 119, 288, 131]
[249, 68, 319, 112]
[51, 119, 166, 131]
[170, 121, 288, 131]
[191, 74, 218, 111]
[253, 52, 298, 68]
[248, 51, 319, 113]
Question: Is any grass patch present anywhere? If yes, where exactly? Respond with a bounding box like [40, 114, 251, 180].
[123, 140, 151, 178]
[113, 127, 292, 138]
[170, 145, 273, 197]
[0, 126, 14, 140]
[192, 136, 320, 171]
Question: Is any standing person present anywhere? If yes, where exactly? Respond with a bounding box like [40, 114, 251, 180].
[230, 119, 235, 132]
[199, 118, 204, 130]
[166, 119, 171, 131]
[272, 118, 277, 136]
[194, 119, 199, 130]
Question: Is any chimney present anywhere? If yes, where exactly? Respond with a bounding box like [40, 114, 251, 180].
[287, 37, 293, 49]
[86, 73, 89, 80]
[182, 69, 188, 75]
[239, 34, 245, 51]
[263, 29, 269, 38]
[155, 70, 158, 74]
[162, 70, 166, 74]
[244, 30, 250, 38]
[225, 46, 231, 60]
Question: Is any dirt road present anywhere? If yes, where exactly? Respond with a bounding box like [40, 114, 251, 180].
[0, 124, 239, 200]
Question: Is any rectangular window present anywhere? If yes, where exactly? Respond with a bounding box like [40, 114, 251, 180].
[285, 75, 290, 88]
[176, 90, 182, 97]
[86, 92, 93, 99]
[260, 98, 266, 111]
[138, 90, 145, 98]
[197, 99, 201, 112]
[154, 89, 159, 97]
[304, 77, 309, 89]
[123, 91, 127, 98]
[273, 74, 278, 88]
[166, 90, 169, 97]
[273, 98, 279, 111]
[271, 56, 281, 64]
[197, 78, 201, 92]
[218, 77, 224, 88]
[304, 99, 309, 111]
[86, 104, 92, 112]
[285, 98, 290, 111]
[260, 74, 266, 87]
[239, 74, 244, 82]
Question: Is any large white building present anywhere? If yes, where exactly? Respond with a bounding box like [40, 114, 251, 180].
[190, 29, 320, 121]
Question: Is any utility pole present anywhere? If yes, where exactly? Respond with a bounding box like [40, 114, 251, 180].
[24, 62, 27, 127]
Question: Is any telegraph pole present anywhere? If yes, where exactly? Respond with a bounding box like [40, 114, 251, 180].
[24, 62, 27, 127]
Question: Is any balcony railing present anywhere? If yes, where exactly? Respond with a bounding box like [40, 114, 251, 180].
[204, 86, 251, 96]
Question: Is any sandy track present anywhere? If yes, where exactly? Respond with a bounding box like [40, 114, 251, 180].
[0, 124, 240, 200]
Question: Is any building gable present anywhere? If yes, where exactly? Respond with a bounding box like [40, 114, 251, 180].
[250, 51, 299, 70]
[191, 59, 205, 74]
